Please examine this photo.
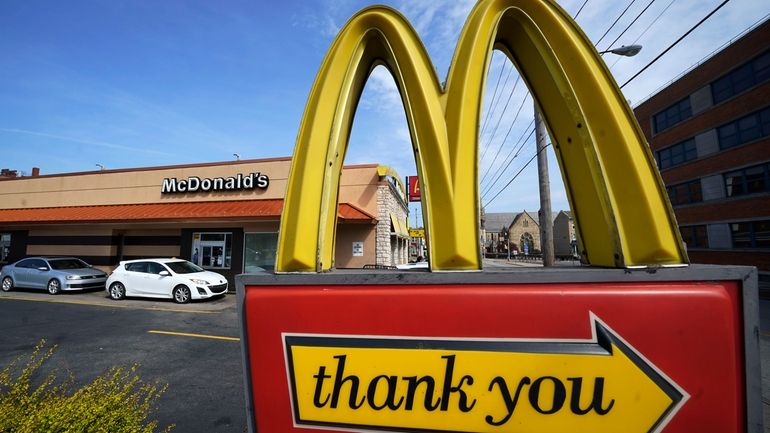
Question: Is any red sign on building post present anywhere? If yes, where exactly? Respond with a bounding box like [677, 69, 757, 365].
[406, 175, 421, 202]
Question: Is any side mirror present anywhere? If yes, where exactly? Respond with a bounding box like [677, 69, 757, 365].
[37, 266, 49, 271]
[159, 270, 171, 277]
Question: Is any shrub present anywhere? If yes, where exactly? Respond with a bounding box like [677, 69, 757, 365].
[0, 340, 173, 433]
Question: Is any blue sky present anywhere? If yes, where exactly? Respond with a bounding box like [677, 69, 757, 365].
[1, 0, 768, 221]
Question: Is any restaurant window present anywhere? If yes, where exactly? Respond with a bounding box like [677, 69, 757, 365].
[191, 232, 232, 269]
[244, 233, 278, 272]
[0, 233, 10, 262]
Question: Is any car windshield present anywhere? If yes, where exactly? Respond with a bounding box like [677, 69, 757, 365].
[49, 259, 89, 270]
[165, 261, 204, 274]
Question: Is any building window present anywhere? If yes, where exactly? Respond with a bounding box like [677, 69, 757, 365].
[718, 106, 770, 150]
[730, 220, 770, 249]
[724, 162, 770, 197]
[0, 233, 10, 263]
[244, 233, 278, 272]
[191, 232, 232, 269]
[657, 138, 696, 170]
[666, 179, 702, 205]
[653, 97, 692, 133]
[711, 50, 770, 104]
[679, 225, 708, 249]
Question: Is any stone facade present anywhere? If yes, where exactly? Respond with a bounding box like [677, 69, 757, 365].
[509, 211, 540, 254]
[376, 180, 409, 266]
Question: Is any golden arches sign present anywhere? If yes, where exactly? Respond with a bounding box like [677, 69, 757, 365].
[276, 0, 687, 272]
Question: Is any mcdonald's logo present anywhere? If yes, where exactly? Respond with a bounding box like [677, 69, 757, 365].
[276, 0, 687, 272]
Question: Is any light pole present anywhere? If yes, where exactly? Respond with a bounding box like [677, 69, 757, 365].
[535, 44, 642, 267]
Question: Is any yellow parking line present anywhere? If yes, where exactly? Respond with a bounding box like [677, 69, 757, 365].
[148, 330, 240, 342]
[0, 295, 219, 314]
[762, 331, 770, 338]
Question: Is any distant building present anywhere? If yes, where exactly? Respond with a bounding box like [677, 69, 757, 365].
[633, 18, 770, 276]
[509, 211, 540, 254]
[482, 212, 516, 255]
[553, 210, 576, 258]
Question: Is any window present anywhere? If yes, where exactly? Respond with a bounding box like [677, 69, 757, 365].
[653, 97, 692, 133]
[679, 225, 708, 249]
[126, 262, 149, 273]
[712, 50, 770, 104]
[244, 233, 278, 272]
[667, 179, 702, 205]
[16, 259, 35, 269]
[731, 219, 770, 249]
[147, 262, 167, 275]
[0, 233, 10, 263]
[718, 107, 770, 150]
[657, 138, 697, 169]
[192, 232, 232, 269]
[724, 162, 770, 197]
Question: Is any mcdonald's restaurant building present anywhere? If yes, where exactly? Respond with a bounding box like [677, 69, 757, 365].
[0, 158, 411, 288]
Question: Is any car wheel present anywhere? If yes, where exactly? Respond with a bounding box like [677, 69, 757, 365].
[172, 285, 191, 304]
[1, 276, 12, 292]
[109, 282, 126, 300]
[47, 279, 61, 295]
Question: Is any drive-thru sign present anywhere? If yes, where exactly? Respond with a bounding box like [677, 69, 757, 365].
[238, 1, 762, 432]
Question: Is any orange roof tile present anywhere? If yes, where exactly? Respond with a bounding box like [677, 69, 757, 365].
[0, 200, 375, 225]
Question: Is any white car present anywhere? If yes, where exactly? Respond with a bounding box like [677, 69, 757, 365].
[396, 261, 429, 270]
[106, 259, 228, 303]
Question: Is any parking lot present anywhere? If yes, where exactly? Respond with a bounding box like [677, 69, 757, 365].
[0, 289, 246, 432]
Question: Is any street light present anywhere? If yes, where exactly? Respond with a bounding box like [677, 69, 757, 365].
[95, 163, 105, 171]
[599, 44, 642, 57]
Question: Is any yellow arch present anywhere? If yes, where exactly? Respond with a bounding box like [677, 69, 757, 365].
[276, 0, 687, 272]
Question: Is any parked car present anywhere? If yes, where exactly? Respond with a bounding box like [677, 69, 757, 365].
[396, 261, 429, 270]
[0, 257, 108, 294]
[106, 258, 228, 304]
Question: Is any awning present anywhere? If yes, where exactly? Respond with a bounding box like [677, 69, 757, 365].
[389, 213, 409, 239]
[0, 200, 376, 225]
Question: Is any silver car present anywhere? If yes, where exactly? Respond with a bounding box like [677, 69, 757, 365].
[0, 257, 108, 295]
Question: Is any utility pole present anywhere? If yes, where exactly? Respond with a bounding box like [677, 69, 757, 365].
[535, 104, 554, 267]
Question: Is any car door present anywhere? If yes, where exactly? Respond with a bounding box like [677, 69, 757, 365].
[11, 259, 34, 287]
[124, 262, 150, 296]
[26, 258, 51, 289]
[145, 262, 172, 297]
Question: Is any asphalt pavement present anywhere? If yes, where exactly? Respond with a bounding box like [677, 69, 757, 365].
[0, 289, 244, 432]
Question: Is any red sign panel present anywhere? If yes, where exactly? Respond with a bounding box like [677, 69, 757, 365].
[407, 176, 421, 202]
[240, 279, 749, 433]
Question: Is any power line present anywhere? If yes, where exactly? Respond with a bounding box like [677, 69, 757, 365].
[479, 74, 522, 162]
[595, 0, 639, 47]
[573, 0, 590, 19]
[479, 93, 531, 186]
[608, 0, 676, 70]
[602, 0, 657, 53]
[485, 143, 551, 207]
[479, 55, 509, 139]
[621, 0, 733, 88]
[481, 124, 535, 199]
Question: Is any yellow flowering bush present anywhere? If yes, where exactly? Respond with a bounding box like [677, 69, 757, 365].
[0, 341, 173, 433]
